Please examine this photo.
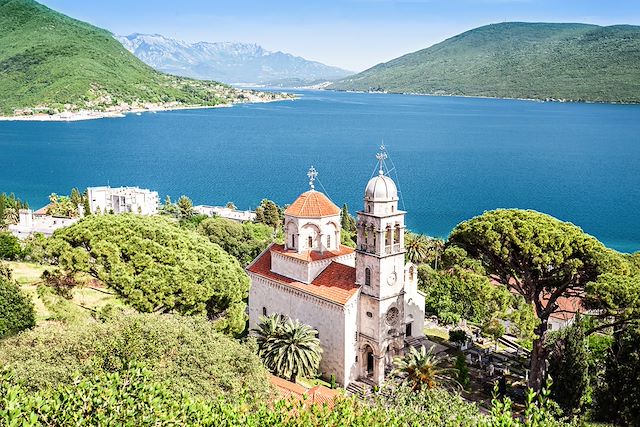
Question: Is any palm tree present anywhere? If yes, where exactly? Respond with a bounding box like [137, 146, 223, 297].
[427, 238, 445, 270]
[405, 233, 431, 264]
[392, 345, 458, 391]
[253, 314, 322, 383]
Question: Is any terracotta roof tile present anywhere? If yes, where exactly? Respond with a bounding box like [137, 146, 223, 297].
[269, 375, 339, 407]
[34, 204, 51, 215]
[247, 244, 359, 305]
[284, 190, 340, 218]
[271, 243, 354, 262]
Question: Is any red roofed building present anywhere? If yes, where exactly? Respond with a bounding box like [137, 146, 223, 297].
[247, 154, 425, 389]
[269, 375, 340, 407]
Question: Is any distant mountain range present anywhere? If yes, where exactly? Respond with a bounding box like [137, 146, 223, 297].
[117, 33, 352, 86]
[0, 0, 285, 118]
[330, 22, 640, 103]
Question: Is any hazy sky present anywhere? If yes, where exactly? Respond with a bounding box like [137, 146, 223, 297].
[40, 0, 640, 71]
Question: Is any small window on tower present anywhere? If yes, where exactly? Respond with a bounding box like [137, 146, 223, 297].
[308, 236, 313, 248]
[365, 268, 371, 286]
[291, 234, 296, 248]
[327, 235, 331, 248]
[262, 307, 267, 316]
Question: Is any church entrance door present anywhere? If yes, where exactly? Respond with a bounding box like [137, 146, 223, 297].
[366, 351, 374, 376]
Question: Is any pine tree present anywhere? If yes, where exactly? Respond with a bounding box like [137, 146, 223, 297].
[177, 195, 193, 219]
[340, 204, 356, 233]
[547, 318, 590, 415]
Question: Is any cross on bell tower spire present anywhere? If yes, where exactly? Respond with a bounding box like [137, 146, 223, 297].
[307, 166, 318, 190]
[376, 143, 388, 176]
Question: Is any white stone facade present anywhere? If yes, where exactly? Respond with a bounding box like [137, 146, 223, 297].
[193, 205, 256, 222]
[9, 208, 80, 239]
[87, 186, 159, 215]
[247, 160, 426, 388]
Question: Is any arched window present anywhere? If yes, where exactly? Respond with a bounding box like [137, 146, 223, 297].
[394, 224, 401, 244]
[409, 266, 415, 281]
[367, 204, 371, 213]
[326, 235, 331, 248]
[291, 234, 296, 248]
[365, 267, 371, 286]
[385, 225, 392, 246]
[262, 307, 267, 316]
[308, 236, 313, 248]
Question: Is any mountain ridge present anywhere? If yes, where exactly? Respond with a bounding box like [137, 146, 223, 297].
[117, 33, 352, 85]
[330, 22, 640, 103]
[0, 0, 287, 119]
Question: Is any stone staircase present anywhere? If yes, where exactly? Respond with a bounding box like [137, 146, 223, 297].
[345, 378, 375, 398]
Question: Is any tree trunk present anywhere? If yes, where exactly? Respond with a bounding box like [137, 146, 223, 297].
[529, 322, 549, 391]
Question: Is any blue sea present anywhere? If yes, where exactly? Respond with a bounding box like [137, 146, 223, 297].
[1, 90, 639, 253]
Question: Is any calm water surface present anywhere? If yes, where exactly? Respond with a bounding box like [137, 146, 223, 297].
[1, 90, 639, 252]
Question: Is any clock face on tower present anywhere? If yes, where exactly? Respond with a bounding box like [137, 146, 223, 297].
[387, 271, 397, 285]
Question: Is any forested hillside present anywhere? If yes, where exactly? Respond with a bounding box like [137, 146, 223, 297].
[331, 23, 640, 103]
[0, 0, 285, 116]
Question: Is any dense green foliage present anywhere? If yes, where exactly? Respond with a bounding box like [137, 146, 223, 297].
[0, 192, 27, 228]
[331, 22, 640, 103]
[419, 264, 511, 325]
[0, 0, 281, 115]
[46, 189, 86, 217]
[448, 209, 607, 389]
[0, 232, 21, 260]
[547, 319, 590, 415]
[391, 345, 457, 391]
[593, 326, 640, 426]
[43, 214, 249, 334]
[197, 216, 274, 266]
[255, 199, 284, 230]
[0, 267, 35, 338]
[254, 314, 323, 382]
[0, 365, 569, 426]
[0, 313, 271, 401]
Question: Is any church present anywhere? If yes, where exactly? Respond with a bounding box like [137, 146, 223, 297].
[247, 149, 425, 387]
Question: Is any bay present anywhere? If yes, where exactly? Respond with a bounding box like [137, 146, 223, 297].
[1, 90, 639, 253]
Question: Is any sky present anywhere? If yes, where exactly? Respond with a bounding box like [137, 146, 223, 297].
[40, 0, 640, 72]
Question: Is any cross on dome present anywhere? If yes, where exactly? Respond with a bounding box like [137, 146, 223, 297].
[376, 144, 388, 176]
[307, 166, 318, 190]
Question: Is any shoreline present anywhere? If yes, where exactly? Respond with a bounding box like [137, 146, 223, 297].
[323, 88, 640, 106]
[0, 96, 296, 122]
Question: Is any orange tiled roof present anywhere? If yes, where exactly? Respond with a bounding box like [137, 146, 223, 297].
[34, 204, 51, 215]
[247, 245, 359, 305]
[284, 190, 340, 218]
[269, 375, 339, 407]
[490, 276, 584, 321]
[271, 243, 354, 262]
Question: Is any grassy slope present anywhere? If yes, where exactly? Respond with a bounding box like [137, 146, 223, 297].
[0, 0, 264, 115]
[6, 261, 124, 323]
[331, 22, 640, 103]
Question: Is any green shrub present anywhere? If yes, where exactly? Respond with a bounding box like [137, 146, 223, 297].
[197, 216, 274, 266]
[44, 214, 249, 335]
[0, 232, 21, 260]
[0, 373, 570, 426]
[0, 273, 35, 339]
[0, 312, 271, 402]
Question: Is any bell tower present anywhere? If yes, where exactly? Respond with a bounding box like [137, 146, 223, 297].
[355, 145, 407, 385]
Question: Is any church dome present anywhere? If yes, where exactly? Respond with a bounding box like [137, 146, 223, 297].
[365, 173, 398, 201]
[284, 190, 340, 218]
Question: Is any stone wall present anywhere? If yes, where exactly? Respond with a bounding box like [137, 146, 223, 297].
[248, 274, 359, 386]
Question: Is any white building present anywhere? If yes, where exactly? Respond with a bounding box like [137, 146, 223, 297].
[9, 207, 79, 239]
[247, 154, 425, 387]
[87, 186, 159, 215]
[193, 205, 256, 222]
